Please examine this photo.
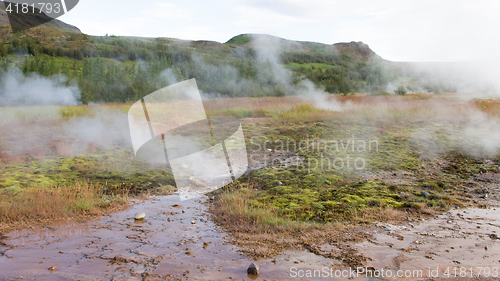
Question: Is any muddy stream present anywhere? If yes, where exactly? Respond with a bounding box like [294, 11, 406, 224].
[0, 195, 499, 280]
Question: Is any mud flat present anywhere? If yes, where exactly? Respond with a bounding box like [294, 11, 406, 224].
[0, 193, 499, 280]
[356, 208, 500, 280]
[0, 195, 341, 280]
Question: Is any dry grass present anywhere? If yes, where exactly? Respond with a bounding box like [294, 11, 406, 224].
[0, 180, 128, 226]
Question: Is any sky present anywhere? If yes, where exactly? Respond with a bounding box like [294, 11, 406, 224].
[57, 0, 500, 62]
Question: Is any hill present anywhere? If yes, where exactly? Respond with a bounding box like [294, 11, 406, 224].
[0, 13, 409, 103]
[226, 34, 377, 59]
[0, 1, 81, 37]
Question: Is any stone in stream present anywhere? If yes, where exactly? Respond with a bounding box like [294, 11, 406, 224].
[134, 213, 146, 220]
[247, 263, 260, 275]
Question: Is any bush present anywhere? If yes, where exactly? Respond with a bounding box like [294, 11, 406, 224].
[394, 85, 407, 95]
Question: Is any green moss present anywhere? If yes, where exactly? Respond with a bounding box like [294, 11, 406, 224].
[0, 149, 175, 194]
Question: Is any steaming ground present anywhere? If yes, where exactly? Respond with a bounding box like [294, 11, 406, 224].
[0, 106, 132, 157]
[0, 68, 81, 107]
[3, 93, 500, 279]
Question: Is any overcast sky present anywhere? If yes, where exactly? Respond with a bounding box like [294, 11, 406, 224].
[58, 0, 500, 62]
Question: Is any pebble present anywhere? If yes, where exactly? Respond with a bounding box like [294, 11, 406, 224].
[191, 221, 196, 224]
[182, 210, 186, 213]
[489, 234, 499, 239]
[209, 196, 215, 200]
[48, 266, 56, 271]
[247, 263, 260, 275]
[134, 213, 146, 220]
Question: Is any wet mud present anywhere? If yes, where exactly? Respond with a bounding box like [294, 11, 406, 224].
[0, 195, 499, 280]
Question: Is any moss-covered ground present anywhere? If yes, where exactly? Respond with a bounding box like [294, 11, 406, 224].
[210, 94, 500, 233]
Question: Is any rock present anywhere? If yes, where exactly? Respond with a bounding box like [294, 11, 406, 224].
[209, 196, 215, 200]
[191, 221, 196, 224]
[247, 263, 260, 275]
[421, 192, 428, 198]
[277, 181, 283, 186]
[483, 188, 488, 193]
[48, 266, 56, 271]
[482, 194, 488, 199]
[489, 234, 499, 239]
[182, 210, 186, 213]
[134, 213, 146, 220]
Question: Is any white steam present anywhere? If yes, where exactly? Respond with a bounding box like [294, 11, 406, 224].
[250, 34, 343, 111]
[0, 68, 81, 106]
[0, 107, 133, 157]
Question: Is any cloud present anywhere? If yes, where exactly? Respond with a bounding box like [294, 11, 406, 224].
[231, 4, 309, 29]
[143, 3, 197, 19]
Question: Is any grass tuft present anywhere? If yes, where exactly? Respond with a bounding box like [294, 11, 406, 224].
[0, 180, 127, 225]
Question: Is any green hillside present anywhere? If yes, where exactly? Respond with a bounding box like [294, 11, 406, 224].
[0, 7, 409, 103]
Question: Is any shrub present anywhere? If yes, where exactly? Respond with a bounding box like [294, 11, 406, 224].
[394, 86, 407, 95]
